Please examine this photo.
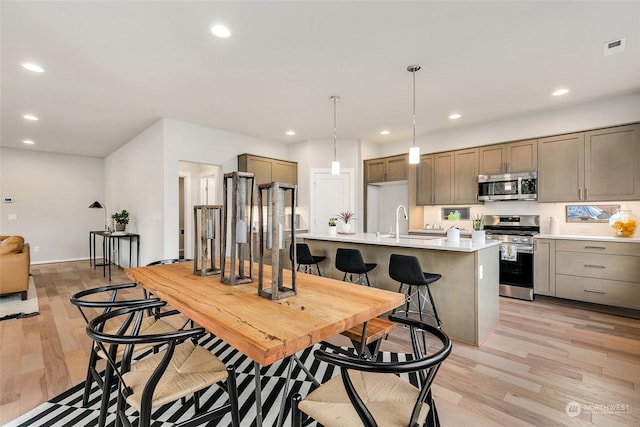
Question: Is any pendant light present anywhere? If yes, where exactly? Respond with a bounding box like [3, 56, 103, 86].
[407, 65, 421, 164]
[330, 95, 341, 174]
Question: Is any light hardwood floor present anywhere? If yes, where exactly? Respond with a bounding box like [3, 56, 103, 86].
[1, 260, 639, 426]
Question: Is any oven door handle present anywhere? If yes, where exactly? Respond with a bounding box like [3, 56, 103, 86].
[504, 245, 534, 254]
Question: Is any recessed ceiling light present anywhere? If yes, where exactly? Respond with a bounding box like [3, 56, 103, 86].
[449, 113, 461, 120]
[552, 88, 569, 96]
[380, 130, 390, 135]
[285, 130, 296, 136]
[22, 139, 35, 145]
[23, 114, 39, 121]
[22, 63, 44, 73]
[210, 24, 231, 38]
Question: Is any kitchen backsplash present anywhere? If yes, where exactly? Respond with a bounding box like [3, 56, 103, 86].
[421, 200, 640, 236]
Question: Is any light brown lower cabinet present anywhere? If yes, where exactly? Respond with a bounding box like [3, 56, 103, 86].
[536, 238, 640, 310]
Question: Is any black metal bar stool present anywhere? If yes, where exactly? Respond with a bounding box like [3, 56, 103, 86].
[389, 253, 442, 328]
[335, 248, 377, 286]
[290, 243, 326, 276]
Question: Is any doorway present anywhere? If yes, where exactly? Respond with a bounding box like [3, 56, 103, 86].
[310, 169, 354, 233]
[178, 161, 222, 259]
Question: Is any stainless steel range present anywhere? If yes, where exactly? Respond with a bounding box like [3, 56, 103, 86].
[484, 215, 540, 301]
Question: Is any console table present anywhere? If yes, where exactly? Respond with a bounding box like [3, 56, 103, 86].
[89, 231, 140, 281]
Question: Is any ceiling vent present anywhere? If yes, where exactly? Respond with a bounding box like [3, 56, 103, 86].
[604, 38, 626, 56]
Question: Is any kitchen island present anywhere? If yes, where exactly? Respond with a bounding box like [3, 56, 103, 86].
[298, 232, 501, 345]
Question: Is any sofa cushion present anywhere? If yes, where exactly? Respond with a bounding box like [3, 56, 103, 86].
[0, 236, 24, 255]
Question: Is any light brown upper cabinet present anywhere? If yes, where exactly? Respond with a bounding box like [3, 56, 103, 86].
[364, 154, 408, 184]
[416, 154, 435, 205]
[538, 124, 640, 202]
[433, 152, 454, 204]
[454, 148, 479, 204]
[417, 148, 478, 205]
[238, 154, 298, 186]
[478, 139, 537, 175]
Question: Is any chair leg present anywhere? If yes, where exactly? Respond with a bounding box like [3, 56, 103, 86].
[364, 272, 371, 287]
[426, 285, 442, 327]
[227, 365, 240, 427]
[316, 263, 322, 276]
[99, 362, 115, 427]
[193, 390, 200, 413]
[292, 393, 303, 427]
[425, 389, 440, 427]
[342, 272, 348, 282]
[404, 284, 412, 316]
[417, 287, 428, 353]
[82, 348, 99, 407]
[392, 283, 405, 315]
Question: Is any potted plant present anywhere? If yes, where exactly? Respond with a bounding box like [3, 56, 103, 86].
[472, 213, 485, 243]
[111, 209, 130, 232]
[337, 211, 356, 233]
[328, 217, 338, 236]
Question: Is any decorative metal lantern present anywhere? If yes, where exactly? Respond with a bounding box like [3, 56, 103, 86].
[257, 182, 297, 300]
[193, 205, 222, 276]
[221, 172, 254, 285]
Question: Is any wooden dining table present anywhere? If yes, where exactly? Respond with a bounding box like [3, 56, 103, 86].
[126, 260, 404, 425]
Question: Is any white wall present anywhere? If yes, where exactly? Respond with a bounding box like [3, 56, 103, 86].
[105, 120, 166, 266]
[0, 148, 104, 263]
[291, 138, 365, 231]
[161, 119, 291, 261]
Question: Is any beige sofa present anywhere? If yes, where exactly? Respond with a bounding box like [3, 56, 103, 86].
[0, 236, 31, 300]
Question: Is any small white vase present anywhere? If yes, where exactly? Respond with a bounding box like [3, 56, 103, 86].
[342, 223, 351, 233]
[472, 230, 486, 244]
[328, 226, 337, 236]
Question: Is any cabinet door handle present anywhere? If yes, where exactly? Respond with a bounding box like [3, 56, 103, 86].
[584, 246, 606, 250]
[584, 264, 605, 269]
[584, 288, 606, 294]
[578, 188, 583, 200]
[585, 188, 589, 200]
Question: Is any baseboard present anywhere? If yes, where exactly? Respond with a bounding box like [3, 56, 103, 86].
[31, 257, 90, 265]
[534, 295, 640, 319]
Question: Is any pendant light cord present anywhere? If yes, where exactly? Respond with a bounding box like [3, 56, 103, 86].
[412, 68, 416, 147]
[332, 96, 338, 161]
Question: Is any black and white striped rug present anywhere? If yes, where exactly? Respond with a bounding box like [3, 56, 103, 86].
[8, 334, 414, 426]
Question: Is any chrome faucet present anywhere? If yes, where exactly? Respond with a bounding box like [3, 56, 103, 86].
[395, 205, 408, 241]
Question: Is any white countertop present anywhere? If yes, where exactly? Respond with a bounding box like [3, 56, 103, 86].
[298, 232, 501, 252]
[535, 234, 640, 243]
[409, 228, 473, 236]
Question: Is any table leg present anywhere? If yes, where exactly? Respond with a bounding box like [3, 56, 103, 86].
[276, 357, 296, 427]
[275, 354, 322, 427]
[102, 235, 107, 278]
[89, 232, 93, 267]
[253, 362, 263, 427]
[129, 238, 133, 268]
[108, 236, 112, 281]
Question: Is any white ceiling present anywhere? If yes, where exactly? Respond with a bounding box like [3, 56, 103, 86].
[2, 1, 640, 158]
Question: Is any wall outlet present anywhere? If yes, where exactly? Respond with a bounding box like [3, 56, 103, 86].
[34, 246, 40, 253]
[8, 213, 17, 220]
[478, 265, 484, 280]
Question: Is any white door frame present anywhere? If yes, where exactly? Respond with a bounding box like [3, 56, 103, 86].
[179, 171, 193, 259]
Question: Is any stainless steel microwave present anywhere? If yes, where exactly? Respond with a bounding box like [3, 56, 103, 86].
[478, 171, 537, 201]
